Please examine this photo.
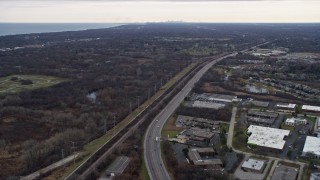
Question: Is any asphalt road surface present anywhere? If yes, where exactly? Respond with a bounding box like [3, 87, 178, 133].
[143, 41, 273, 180]
[143, 52, 238, 180]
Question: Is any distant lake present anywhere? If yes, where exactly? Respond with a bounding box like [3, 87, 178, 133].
[0, 23, 123, 36]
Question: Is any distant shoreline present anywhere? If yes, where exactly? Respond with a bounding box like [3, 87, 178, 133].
[0, 23, 124, 37]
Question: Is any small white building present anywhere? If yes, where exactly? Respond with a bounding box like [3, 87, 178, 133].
[241, 158, 266, 173]
[285, 117, 307, 126]
[302, 136, 320, 159]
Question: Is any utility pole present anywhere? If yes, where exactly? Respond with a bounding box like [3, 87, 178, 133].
[154, 84, 157, 94]
[129, 102, 132, 113]
[61, 149, 64, 159]
[160, 78, 163, 87]
[113, 113, 116, 135]
[137, 96, 140, 109]
[70, 141, 76, 165]
[104, 118, 107, 134]
[148, 88, 151, 99]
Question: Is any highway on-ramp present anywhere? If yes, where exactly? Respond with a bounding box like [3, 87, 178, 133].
[143, 52, 237, 180]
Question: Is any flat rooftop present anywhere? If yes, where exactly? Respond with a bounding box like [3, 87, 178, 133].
[247, 125, 290, 150]
[285, 117, 307, 124]
[303, 136, 320, 156]
[251, 100, 269, 107]
[186, 128, 215, 139]
[192, 101, 225, 109]
[191, 93, 238, 102]
[247, 110, 279, 118]
[302, 105, 320, 112]
[242, 158, 265, 171]
[188, 148, 222, 166]
[247, 117, 275, 125]
[271, 164, 298, 180]
[105, 156, 130, 175]
[276, 103, 297, 109]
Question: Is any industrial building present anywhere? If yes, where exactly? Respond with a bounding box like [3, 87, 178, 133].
[190, 93, 239, 109]
[302, 105, 320, 115]
[192, 100, 226, 109]
[190, 93, 238, 103]
[246, 110, 279, 127]
[276, 103, 297, 113]
[175, 115, 220, 130]
[188, 148, 223, 168]
[251, 48, 287, 57]
[247, 125, 290, 151]
[271, 164, 298, 180]
[285, 117, 307, 126]
[302, 136, 320, 159]
[185, 127, 216, 141]
[241, 158, 266, 173]
[250, 100, 269, 108]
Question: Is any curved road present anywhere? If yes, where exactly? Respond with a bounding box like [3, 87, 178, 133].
[143, 52, 237, 180]
[143, 41, 273, 180]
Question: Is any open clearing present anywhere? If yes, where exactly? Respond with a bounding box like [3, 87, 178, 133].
[0, 75, 64, 95]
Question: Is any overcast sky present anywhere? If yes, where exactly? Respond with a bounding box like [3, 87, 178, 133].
[0, 0, 320, 23]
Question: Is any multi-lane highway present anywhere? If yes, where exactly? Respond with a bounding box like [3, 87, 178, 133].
[143, 52, 238, 180]
[143, 41, 272, 180]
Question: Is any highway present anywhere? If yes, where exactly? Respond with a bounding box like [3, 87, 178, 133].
[143, 41, 273, 180]
[143, 52, 238, 180]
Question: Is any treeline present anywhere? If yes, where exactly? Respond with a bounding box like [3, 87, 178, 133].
[22, 129, 85, 173]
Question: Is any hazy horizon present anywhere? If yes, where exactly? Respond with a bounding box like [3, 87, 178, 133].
[1, 0, 320, 23]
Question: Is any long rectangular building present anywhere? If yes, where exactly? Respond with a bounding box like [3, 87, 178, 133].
[246, 110, 279, 127]
[276, 103, 297, 113]
[302, 105, 320, 115]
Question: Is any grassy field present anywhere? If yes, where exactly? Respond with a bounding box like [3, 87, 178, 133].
[232, 125, 251, 152]
[50, 62, 198, 179]
[0, 74, 64, 95]
[280, 122, 295, 131]
[139, 158, 150, 180]
[161, 114, 184, 138]
[220, 122, 230, 133]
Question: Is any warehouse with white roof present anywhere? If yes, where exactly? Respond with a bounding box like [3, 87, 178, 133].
[302, 136, 320, 159]
[247, 125, 290, 151]
[302, 105, 320, 115]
